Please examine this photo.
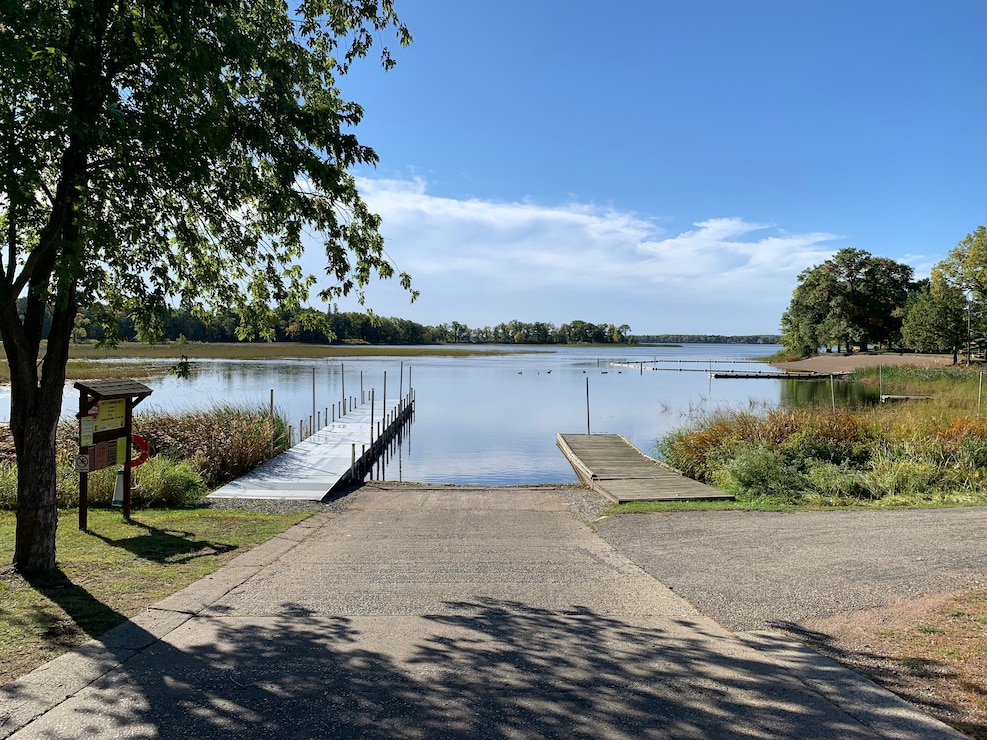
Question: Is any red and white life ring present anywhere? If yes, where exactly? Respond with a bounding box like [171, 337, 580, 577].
[131, 434, 150, 467]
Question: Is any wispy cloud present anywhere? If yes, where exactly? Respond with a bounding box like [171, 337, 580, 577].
[312, 177, 841, 333]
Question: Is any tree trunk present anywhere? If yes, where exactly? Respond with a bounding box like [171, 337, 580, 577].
[9, 253, 80, 571]
[8, 297, 75, 572]
[11, 405, 61, 571]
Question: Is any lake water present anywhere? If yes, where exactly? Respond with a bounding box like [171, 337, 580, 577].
[1, 344, 867, 486]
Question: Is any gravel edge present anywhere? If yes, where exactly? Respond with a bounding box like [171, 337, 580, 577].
[200, 481, 611, 520]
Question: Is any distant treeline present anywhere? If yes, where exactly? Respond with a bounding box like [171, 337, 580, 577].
[56, 304, 636, 345]
[14, 301, 771, 346]
[633, 334, 781, 345]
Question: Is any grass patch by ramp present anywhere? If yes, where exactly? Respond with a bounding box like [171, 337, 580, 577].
[0, 507, 313, 686]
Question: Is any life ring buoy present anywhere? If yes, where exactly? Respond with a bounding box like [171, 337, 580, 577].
[131, 434, 150, 467]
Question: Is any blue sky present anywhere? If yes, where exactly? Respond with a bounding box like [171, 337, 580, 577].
[315, 0, 986, 336]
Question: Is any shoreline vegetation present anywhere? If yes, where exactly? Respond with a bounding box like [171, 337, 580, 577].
[645, 350, 987, 511]
[6, 342, 536, 383]
[0, 337, 771, 382]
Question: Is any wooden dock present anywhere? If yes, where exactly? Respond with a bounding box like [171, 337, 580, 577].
[880, 394, 932, 403]
[208, 393, 414, 501]
[556, 433, 733, 503]
[709, 370, 849, 379]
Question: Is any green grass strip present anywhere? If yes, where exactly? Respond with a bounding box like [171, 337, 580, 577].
[0, 508, 313, 686]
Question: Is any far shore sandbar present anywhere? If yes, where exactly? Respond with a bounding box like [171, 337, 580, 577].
[772, 352, 956, 374]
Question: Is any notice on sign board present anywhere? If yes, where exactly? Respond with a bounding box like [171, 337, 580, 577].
[79, 436, 125, 473]
[80, 417, 94, 447]
[92, 399, 126, 433]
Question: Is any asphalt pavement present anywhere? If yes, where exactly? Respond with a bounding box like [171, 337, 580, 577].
[0, 486, 968, 739]
[593, 507, 987, 631]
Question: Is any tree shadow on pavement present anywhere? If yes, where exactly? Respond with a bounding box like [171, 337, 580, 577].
[3, 598, 949, 739]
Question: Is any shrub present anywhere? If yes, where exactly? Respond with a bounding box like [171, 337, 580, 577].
[778, 429, 872, 470]
[803, 460, 875, 501]
[131, 456, 206, 507]
[712, 443, 808, 503]
[867, 448, 943, 501]
[654, 403, 987, 506]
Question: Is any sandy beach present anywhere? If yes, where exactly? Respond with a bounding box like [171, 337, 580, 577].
[773, 352, 956, 374]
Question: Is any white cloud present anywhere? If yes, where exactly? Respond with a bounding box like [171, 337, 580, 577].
[307, 177, 842, 334]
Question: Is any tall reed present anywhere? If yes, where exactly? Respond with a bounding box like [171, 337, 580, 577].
[656, 385, 987, 507]
[134, 404, 289, 489]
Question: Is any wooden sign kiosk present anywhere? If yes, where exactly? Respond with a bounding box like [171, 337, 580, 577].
[74, 379, 153, 530]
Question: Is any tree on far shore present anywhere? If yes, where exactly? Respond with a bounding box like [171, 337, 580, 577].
[901, 280, 967, 364]
[934, 226, 987, 301]
[781, 248, 913, 357]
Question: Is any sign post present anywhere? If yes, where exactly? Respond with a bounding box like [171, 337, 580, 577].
[74, 379, 153, 530]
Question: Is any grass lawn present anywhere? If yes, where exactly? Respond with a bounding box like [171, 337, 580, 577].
[0, 507, 313, 686]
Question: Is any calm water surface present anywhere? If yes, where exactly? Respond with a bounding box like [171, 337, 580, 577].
[3, 344, 867, 486]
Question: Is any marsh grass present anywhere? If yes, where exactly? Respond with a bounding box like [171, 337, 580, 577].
[134, 404, 289, 489]
[853, 364, 984, 406]
[655, 368, 987, 507]
[0, 342, 526, 382]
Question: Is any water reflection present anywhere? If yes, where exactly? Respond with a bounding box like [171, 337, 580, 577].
[778, 377, 880, 409]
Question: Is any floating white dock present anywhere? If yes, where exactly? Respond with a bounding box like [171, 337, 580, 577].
[208, 395, 412, 501]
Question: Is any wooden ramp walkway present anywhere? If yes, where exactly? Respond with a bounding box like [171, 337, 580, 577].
[208, 395, 412, 501]
[556, 433, 733, 503]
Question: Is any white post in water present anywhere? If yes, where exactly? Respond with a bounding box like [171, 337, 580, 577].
[830, 374, 836, 412]
[341, 363, 345, 415]
[312, 367, 316, 429]
[585, 377, 591, 434]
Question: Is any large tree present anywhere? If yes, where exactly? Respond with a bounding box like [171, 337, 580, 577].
[901, 280, 968, 363]
[933, 226, 987, 300]
[781, 248, 913, 356]
[1, 0, 414, 572]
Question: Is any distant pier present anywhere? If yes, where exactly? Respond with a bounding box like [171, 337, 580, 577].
[708, 370, 850, 379]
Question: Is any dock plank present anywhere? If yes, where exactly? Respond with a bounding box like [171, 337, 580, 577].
[557, 433, 733, 503]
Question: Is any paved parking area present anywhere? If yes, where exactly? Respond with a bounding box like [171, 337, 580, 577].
[594, 507, 987, 631]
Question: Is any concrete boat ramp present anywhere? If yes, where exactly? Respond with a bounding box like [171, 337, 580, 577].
[0, 485, 961, 738]
[208, 394, 412, 500]
[557, 433, 733, 503]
